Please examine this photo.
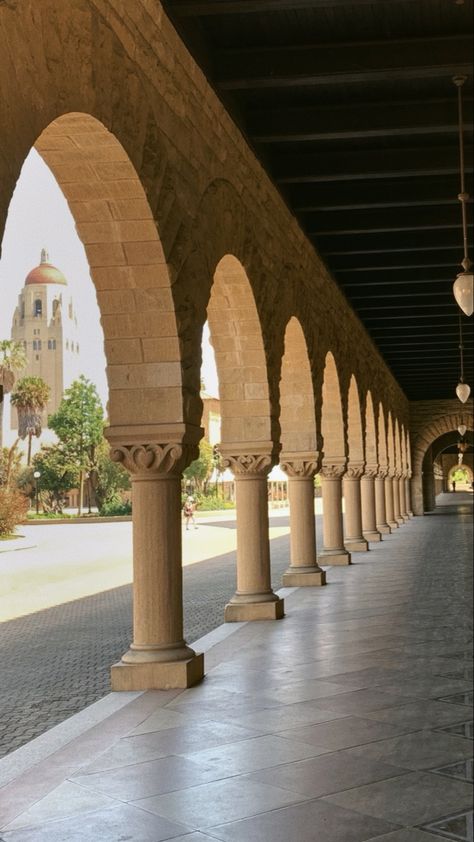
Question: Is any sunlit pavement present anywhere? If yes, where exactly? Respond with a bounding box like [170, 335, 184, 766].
[0, 510, 295, 623]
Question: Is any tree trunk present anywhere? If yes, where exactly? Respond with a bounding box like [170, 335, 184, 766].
[0, 396, 4, 451]
[27, 432, 32, 466]
[78, 470, 84, 516]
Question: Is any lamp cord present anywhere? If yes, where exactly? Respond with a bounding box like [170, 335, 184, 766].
[455, 77, 471, 269]
[459, 312, 465, 382]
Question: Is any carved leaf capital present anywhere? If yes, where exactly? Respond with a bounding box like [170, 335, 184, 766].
[280, 459, 318, 478]
[345, 463, 365, 480]
[362, 465, 379, 480]
[320, 461, 346, 480]
[219, 452, 273, 477]
[110, 442, 198, 477]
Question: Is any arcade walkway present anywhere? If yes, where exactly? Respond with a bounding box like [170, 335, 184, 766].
[0, 494, 472, 841]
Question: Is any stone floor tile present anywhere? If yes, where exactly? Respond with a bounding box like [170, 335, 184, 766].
[132, 777, 307, 829]
[323, 771, 473, 826]
[365, 702, 473, 731]
[429, 759, 473, 784]
[277, 715, 416, 751]
[309, 688, 418, 715]
[0, 803, 191, 841]
[204, 798, 398, 842]
[1, 781, 120, 831]
[435, 721, 473, 740]
[345, 730, 474, 771]
[437, 693, 473, 708]
[421, 809, 474, 841]
[183, 734, 331, 775]
[77, 721, 263, 773]
[366, 831, 447, 841]
[215, 700, 349, 733]
[246, 745, 406, 798]
[268, 678, 358, 705]
[72, 754, 230, 801]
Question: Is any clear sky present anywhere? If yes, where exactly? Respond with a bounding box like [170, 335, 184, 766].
[0, 150, 219, 416]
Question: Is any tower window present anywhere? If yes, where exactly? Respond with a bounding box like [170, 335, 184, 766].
[33, 340, 37, 350]
[48, 339, 56, 350]
[34, 299, 42, 317]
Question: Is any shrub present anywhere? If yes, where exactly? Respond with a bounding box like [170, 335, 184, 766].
[0, 487, 29, 536]
[99, 498, 132, 517]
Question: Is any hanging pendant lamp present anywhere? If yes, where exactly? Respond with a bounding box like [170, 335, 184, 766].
[452, 77, 473, 317]
[456, 314, 471, 402]
[458, 424, 467, 436]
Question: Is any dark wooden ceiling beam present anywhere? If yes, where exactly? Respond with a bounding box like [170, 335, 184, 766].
[169, 0, 424, 15]
[249, 99, 473, 142]
[289, 176, 470, 212]
[322, 233, 463, 256]
[216, 36, 472, 90]
[307, 206, 466, 234]
[330, 252, 460, 271]
[338, 267, 459, 285]
[272, 147, 473, 184]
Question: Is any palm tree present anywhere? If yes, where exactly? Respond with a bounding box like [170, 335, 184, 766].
[0, 340, 27, 449]
[10, 376, 51, 465]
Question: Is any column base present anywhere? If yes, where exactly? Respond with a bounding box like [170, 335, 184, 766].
[224, 597, 285, 622]
[282, 567, 326, 587]
[387, 520, 399, 529]
[363, 530, 382, 543]
[319, 550, 352, 565]
[407, 511, 414, 518]
[377, 524, 391, 534]
[111, 652, 204, 691]
[344, 539, 369, 552]
[400, 514, 410, 522]
[395, 517, 405, 525]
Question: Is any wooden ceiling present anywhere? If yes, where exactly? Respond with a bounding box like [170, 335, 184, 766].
[163, 0, 474, 400]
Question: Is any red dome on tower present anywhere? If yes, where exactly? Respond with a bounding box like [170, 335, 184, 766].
[25, 249, 67, 287]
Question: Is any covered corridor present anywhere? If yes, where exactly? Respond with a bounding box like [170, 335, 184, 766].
[0, 493, 472, 840]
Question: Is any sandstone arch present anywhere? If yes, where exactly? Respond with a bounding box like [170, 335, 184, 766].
[347, 376, 364, 468]
[364, 392, 378, 471]
[321, 351, 345, 464]
[279, 317, 317, 457]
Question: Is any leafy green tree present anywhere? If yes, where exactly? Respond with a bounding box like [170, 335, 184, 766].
[90, 436, 131, 513]
[183, 439, 214, 492]
[0, 441, 22, 489]
[32, 446, 80, 513]
[10, 376, 51, 465]
[0, 340, 26, 449]
[48, 376, 104, 514]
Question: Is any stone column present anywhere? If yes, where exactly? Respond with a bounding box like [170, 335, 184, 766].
[399, 472, 409, 521]
[319, 461, 351, 565]
[106, 430, 204, 691]
[343, 464, 369, 552]
[375, 469, 391, 534]
[405, 473, 414, 517]
[361, 466, 382, 542]
[392, 472, 404, 525]
[384, 471, 399, 530]
[280, 453, 326, 587]
[220, 449, 284, 621]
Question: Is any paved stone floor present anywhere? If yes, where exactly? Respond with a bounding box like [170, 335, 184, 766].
[0, 517, 292, 758]
[0, 492, 472, 840]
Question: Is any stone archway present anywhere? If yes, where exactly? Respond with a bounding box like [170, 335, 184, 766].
[344, 375, 368, 551]
[205, 254, 283, 621]
[411, 410, 474, 515]
[278, 317, 324, 586]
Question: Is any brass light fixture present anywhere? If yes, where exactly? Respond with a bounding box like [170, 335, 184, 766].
[458, 423, 467, 436]
[452, 76, 473, 317]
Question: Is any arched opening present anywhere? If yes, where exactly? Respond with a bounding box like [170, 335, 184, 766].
[422, 429, 474, 510]
[365, 391, 378, 471]
[387, 412, 396, 476]
[321, 351, 345, 463]
[378, 404, 388, 473]
[448, 463, 473, 491]
[0, 111, 193, 727]
[279, 317, 317, 456]
[411, 412, 474, 514]
[207, 254, 273, 448]
[202, 254, 283, 621]
[347, 375, 364, 467]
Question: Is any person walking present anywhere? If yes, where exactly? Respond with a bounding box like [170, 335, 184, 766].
[452, 480, 456, 492]
[183, 495, 198, 530]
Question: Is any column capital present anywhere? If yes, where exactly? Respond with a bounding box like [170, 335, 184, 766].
[376, 466, 389, 479]
[106, 423, 203, 477]
[219, 442, 278, 477]
[362, 464, 379, 480]
[345, 462, 365, 480]
[280, 450, 321, 478]
[320, 458, 346, 480]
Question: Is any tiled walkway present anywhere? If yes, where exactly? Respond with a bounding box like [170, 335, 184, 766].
[0, 493, 472, 841]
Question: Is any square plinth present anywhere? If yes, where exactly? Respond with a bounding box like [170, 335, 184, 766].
[282, 569, 326, 587]
[363, 531, 382, 543]
[319, 552, 352, 566]
[111, 653, 204, 691]
[345, 540, 369, 552]
[224, 598, 285, 622]
[377, 524, 391, 534]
